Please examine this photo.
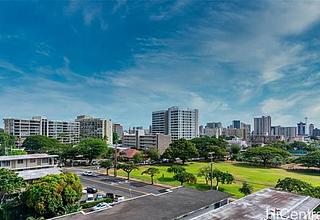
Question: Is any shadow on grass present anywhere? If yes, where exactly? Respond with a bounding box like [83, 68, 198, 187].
[186, 183, 211, 191]
[285, 168, 320, 176]
[157, 177, 176, 182]
[232, 162, 273, 169]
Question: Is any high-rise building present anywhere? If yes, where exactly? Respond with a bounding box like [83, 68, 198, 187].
[253, 116, 271, 136]
[309, 124, 315, 137]
[76, 115, 113, 145]
[152, 106, 199, 140]
[232, 120, 241, 129]
[205, 122, 222, 129]
[271, 126, 297, 138]
[297, 122, 306, 136]
[4, 116, 80, 146]
[152, 110, 168, 135]
[112, 123, 124, 140]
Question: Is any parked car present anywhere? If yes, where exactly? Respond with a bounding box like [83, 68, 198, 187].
[92, 202, 110, 211]
[95, 194, 104, 201]
[82, 188, 87, 194]
[86, 194, 94, 203]
[86, 187, 98, 194]
[82, 171, 98, 176]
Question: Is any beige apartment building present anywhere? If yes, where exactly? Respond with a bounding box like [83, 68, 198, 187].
[0, 154, 60, 180]
[123, 129, 171, 154]
[4, 116, 80, 146]
[76, 115, 113, 145]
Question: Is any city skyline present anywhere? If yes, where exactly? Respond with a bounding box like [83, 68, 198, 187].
[1, 1, 320, 128]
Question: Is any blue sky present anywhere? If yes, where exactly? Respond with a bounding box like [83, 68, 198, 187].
[1, 0, 320, 129]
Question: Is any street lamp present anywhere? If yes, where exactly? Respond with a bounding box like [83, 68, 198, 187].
[208, 152, 214, 190]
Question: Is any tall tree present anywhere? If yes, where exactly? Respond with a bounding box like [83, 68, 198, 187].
[133, 152, 143, 164]
[173, 171, 197, 186]
[162, 139, 198, 164]
[25, 173, 82, 218]
[146, 148, 160, 161]
[77, 138, 108, 164]
[275, 177, 312, 193]
[113, 132, 119, 145]
[197, 166, 211, 185]
[295, 150, 320, 168]
[0, 169, 25, 212]
[22, 135, 62, 154]
[100, 160, 113, 176]
[0, 133, 16, 156]
[118, 163, 138, 180]
[239, 181, 253, 196]
[167, 165, 186, 174]
[243, 146, 290, 167]
[191, 136, 227, 159]
[141, 168, 160, 185]
[211, 169, 234, 190]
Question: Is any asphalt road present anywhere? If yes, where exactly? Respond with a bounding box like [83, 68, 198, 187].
[64, 167, 168, 199]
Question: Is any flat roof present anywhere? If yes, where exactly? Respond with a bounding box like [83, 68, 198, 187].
[0, 154, 58, 161]
[185, 188, 320, 220]
[17, 167, 61, 180]
[57, 187, 230, 220]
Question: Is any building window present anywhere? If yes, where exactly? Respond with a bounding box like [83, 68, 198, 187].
[17, 159, 24, 164]
[30, 159, 36, 163]
[1, 161, 10, 167]
[42, 158, 49, 163]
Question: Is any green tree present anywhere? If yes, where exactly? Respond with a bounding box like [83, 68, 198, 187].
[22, 135, 62, 154]
[141, 168, 160, 185]
[288, 141, 308, 150]
[230, 145, 241, 155]
[7, 149, 27, 155]
[162, 139, 198, 164]
[146, 148, 160, 161]
[100, 160, 113, 176]
[295, 150, 320, 168]
[133, 152, 143, 164]
[191, 136, 228, 159]
[173, 171, 197, 186]
[0, 133, 16, 156]
[243, 146, 290, 167]
[77, 138, 108, 164]
[239, 181, 253, 196]
[197, 166, 211, 185]
[275, 177, 312, 193]
[25, 173, 82, 218]
[267, 141, 288, 150]
[0, 169, 25, 218]
[167, 165, 186, 174]
[118, 163, 138, 180]
[211, 169, 234, 190]
[113, 132, 119, 145]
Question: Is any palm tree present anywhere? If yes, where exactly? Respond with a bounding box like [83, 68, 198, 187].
[100, 160, 113, 176]
[141, 168, 160, 185]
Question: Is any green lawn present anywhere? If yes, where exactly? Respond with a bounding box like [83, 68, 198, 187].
[116, 161, 320, 198]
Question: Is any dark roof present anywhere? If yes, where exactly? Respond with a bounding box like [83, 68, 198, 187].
[58, 187, 230, 220]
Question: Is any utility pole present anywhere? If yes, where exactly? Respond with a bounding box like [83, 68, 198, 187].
[209, 152, 214, 190]
[114, 144, 118, 177]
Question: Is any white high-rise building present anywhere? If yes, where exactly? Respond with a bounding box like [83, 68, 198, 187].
[4, 116, 80, 146]
[253, 116, 271, 136]
[76, 115, 113, 145]
[152, 106, 199, 140]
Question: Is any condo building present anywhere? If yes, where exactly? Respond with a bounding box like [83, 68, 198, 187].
[152, 106, 199, 140]
[4, 116, 80, 146]
[253, 116, 271, 136]
[76, 115, 113, 145]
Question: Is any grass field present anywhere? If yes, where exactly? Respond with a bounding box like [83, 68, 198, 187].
[115, 161, 320, 198]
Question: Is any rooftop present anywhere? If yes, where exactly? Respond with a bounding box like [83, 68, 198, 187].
[57, 187, 230, 220]
[185, 188, 320, 220]
[17, 167, 61, 180]
[0, 154, 58, 161]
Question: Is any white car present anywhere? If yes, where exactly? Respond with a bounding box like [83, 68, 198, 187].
[82, 171, 98, 177]
[92, 202, 110, 211]
[82, 189, 87, 194]
[86, 194, 94, 203]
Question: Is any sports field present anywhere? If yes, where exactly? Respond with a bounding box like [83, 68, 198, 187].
[116, 161, 320, 198]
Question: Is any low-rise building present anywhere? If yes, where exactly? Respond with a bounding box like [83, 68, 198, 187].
[122, 130, 171, 154]
[0, 154, 60, 181]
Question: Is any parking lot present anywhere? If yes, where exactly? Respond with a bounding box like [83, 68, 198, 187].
[65, 167, 171, 200]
